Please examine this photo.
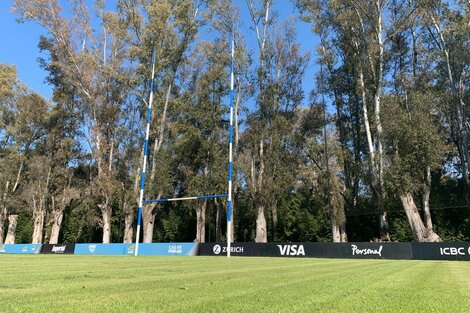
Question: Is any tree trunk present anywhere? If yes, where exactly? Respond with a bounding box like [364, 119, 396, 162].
[215, 199, 221, 242]
[340, 222, 348, 242]
[5, 214, 18, 244]
[32, 199, 45, 244]
[377, 191, 390, 241]
[142, 203, 156, 243]
[271, 204, 278, 241]
[255, 203, 267, 243]
[123, 203, 134, 243]
[400, 192, 441, 242]
[422, 166, 434, 230]
[49, 209, 64, 244]
[196, 200, 207, 243]
[358, 66, 390, 241]
[331, 222, 341, 242]
[100, 204, 112, 243]
[0, 208, 5, 244]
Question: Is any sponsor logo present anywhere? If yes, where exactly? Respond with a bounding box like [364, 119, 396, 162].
[440, 247, 470, 256]
[277, 245, 305, 256]
[127, 245, 135, 254]
[0, 245, 5, 253]
[351, 244, 383, 257]
[88, 244, 96, 253]
[22, 246, 28, 252]
[168, 245, 182, 254]
[213, 244, 244, 255]
[51, 245, 66, 253]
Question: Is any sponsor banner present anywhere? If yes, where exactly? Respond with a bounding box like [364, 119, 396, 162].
[412, 243, 470, 261]
[199, 242, 413, 259]
[326, 243, 412, 259]
[0, 244, 42, 254]
[75, 243, 198, 256]
[137, 243, 198, 256]
[199, 243, 259, 257]
[41, 244, 75, 254]
[74, 244, 129, 255]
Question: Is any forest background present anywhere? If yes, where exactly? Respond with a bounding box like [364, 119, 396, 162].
[1, 0, 469, 245]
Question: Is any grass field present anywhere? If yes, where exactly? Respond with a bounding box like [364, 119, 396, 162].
[1, 255, 469, 313]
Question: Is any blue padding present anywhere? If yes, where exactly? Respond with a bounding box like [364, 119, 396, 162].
[0, 244, 42, 254]
[74, 243, 130, 255]
[73, 243, 198, 256]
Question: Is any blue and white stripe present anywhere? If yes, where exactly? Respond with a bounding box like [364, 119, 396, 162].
[227, 37, 235, 257]
[135, 49, 157, 256]
[144, 194, 228, 203]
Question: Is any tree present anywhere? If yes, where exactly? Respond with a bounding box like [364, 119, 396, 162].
[383, 92, 444, 241]
[0, 64, 24, 244]
[15, 0, 136, 243]
[243, 1, 309, 242]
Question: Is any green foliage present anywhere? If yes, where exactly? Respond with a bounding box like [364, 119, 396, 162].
[4, 0, 470, 244]
[382, 93, 447, 195]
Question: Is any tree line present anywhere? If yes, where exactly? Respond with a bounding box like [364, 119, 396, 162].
[1, 0, 469, 245]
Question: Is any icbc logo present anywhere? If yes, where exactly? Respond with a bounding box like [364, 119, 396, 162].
[439, 247, 470, 256]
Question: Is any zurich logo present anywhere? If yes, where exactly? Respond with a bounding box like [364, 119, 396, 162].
[213, 244, 221, 255]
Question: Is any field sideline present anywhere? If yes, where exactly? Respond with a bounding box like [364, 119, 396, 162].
[1, 255, 469, 312]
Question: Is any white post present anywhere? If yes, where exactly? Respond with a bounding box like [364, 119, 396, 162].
[135, 49, 157, 256]
[227, 37, 235, 257]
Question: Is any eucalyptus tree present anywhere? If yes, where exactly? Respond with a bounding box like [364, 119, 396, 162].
[35, 37, 82, 244]
[121, 0, 204, 243]
[0, 64, 25, 244]
[417, 0, 470, 198]
[243, 0, 309, 242]
[14, 0, 137, 243]
[382, 93, 444, 241]
[297, 0, 421, 241]
[171, 38, 229, 242]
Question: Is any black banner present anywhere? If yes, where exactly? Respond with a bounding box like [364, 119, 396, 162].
[199, 242, 412, 259]
[325, 243, 412, 259]
[199, 243, 260, 257]
[41, 244, 75, 254]
[412, 243, 470, 261]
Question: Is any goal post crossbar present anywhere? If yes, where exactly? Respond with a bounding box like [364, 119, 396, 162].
[136, 35, 235, 258]
[143, 194, 228, 203]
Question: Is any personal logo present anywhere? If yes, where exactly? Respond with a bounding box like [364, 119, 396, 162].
[351, 244, 383, 257]
[213, 244, 222, 255]
[277, 245, 305, 256]
[88, 244, 96, 253]
[51, 245, 66, 253]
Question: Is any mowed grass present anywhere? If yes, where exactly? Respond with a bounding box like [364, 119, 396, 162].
[1, 255, 470, 313]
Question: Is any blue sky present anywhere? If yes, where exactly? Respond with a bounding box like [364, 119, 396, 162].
[0, 1, 319, 103]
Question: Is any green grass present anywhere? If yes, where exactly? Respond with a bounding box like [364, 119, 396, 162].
[1, 256, 469, 312]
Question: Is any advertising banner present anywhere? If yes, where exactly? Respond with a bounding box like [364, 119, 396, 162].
[325, 243, 412, 260]
[199, 242, 413, 259]
[74, 243, 198, 256]
[74, 243, 129, 255]
[412, 243, 470, 261]
[136, 243, 199, 256]
[0, 244, 42, 254]
[40, 244, 75, 254]
[199, 242, 260, 257]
